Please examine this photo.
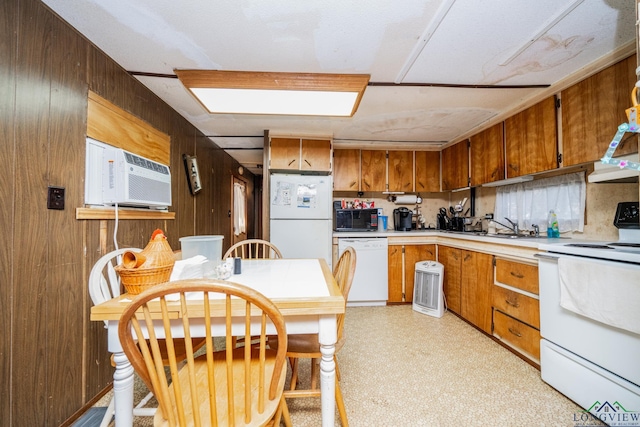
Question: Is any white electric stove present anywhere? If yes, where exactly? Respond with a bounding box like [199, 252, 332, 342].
[536, 202, 640, 422]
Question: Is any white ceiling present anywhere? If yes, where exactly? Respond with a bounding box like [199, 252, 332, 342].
[42, 0, 637, 175]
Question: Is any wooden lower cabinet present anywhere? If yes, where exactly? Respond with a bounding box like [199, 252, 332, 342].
[388, 244, 436, 303]
[460, 251, 493, 334]
[492, 258, 540, 363]
[493, 310, 541, 361]
[388, 245, 403, 302]
[438, 246, 493, 333]
[438, 246, 462, 313]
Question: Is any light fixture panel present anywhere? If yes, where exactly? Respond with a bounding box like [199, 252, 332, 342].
[176, 70, 370, 117]
[191, 88, 359, 116]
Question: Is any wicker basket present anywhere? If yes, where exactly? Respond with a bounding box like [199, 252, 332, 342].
[116, 264, 174, 295]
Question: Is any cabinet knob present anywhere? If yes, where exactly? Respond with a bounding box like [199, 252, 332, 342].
[505, 299, 520, 308]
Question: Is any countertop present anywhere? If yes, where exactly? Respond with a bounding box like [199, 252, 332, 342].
[332, 229, 573, 251]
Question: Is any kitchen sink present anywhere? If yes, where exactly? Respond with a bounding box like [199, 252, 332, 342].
[488, 233, 541, 239]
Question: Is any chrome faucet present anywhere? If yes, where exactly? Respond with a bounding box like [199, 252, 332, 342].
[490, 217, 519, 235]
[532, 224, 540, 237]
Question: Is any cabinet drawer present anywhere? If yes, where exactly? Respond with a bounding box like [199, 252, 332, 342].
[495, 259, 538, 294]
[492, 285, 540, 329]
[493, 310, 540, 361]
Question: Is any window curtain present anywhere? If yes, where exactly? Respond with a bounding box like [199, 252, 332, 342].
[233, 182, 246, 236]
[494, 172, 586, 233]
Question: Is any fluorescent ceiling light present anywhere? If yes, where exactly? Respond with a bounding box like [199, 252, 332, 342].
[482, 175, 533, 187]
[175, 70, 370, 117]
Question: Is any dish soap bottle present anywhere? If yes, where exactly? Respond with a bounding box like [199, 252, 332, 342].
[547, 210, 559, 238]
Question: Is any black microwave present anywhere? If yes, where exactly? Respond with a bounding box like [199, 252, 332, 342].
[334, 208, 378, 231]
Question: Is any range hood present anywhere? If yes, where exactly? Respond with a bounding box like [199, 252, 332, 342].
[587, 154, 640, 183]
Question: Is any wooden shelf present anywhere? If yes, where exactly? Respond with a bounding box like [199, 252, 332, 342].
[76, 207, 175, 220]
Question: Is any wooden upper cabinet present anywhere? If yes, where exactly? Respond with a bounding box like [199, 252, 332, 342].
[388, 151, 413, 192]
[441, 140, 469, 191]
[505, 96, 558, 178]
[333, 149, 360, 191]
[269, 137, 300, 170]
[269, 137, 332, 172]
[562, 55, 638, 167]
[301, 139, 332, 171]
[470, 123, 505, 186]
[415, 151, 440, 192]
[361, 150, 387, 191]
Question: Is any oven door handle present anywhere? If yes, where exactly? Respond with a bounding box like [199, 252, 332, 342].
[534, 252, 560, 260]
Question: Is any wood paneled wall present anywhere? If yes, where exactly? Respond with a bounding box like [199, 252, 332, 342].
[1, 1, 254, 425]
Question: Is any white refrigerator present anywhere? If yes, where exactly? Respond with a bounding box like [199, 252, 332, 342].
[269, 173, 333, 269]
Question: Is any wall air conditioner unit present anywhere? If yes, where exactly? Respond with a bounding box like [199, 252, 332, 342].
[413, 261, 444, 318]
[85, 138, 171, 209]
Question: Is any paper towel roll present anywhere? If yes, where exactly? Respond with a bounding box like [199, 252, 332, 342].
[395, 195, 418, 204]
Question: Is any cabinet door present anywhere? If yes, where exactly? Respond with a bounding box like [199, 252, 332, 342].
[301, 139, 331, 171]
[461, 251, 493, 334]
[361, 150, 387, 192]
[333, 149, 360, 191]
[404, 244, 436, 303]
[270, 137, 300, 170]
[438, 246, 461, 313]
[415, 151, 440, 192]
[562, 55, 638, 167]
[388, 245, 403, 303]
[505, 97, 558, 177]
[441, 140, 469, 191]
[388, 151, 413, 192]
[470, 122, 505, 186]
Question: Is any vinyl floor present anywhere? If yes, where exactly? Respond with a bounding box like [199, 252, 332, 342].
[94, 305, 597, 426]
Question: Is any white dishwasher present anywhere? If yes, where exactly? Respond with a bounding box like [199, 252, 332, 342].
[338, 238, 388, 306]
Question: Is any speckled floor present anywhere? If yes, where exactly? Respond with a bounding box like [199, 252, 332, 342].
[97, 305, 593, 426]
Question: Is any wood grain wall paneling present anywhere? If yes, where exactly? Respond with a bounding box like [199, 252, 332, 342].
[14, 1, 53, 425]
[47, 15, 88, 423]
[166, 115, 197, 249]
[0, 0, 16, 425]
[195, 134, 217, 238]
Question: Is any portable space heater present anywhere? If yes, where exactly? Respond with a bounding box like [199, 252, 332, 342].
[413, 261, 444, 318]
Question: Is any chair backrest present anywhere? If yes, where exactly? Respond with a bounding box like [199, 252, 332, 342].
[223, 239, 283, 260]
[118, 279, 288, 426]
[88, 248, 142, 318]
[334, 247, 357, 341]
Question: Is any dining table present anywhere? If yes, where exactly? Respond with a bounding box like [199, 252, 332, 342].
[91, 258, 346, 427]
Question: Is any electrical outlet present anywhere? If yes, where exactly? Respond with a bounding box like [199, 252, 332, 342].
[47, 186, 65, 210]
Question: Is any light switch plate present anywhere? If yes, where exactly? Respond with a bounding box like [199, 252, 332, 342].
[47, 186, 65, 210]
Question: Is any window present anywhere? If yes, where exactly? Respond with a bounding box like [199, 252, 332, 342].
[494, 172, 586, 234]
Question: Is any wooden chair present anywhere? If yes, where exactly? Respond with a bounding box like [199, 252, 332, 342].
[224, 239, 283, 260]
[118, 279, 291, 427]
[276, 247, 356, 426]
[88, 248, 204, 426]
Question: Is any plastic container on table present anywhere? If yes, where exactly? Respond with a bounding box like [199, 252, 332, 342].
[179, 235, 224, 277]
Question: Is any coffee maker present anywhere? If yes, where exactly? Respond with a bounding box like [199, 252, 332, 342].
[393, 207, 412, 231]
